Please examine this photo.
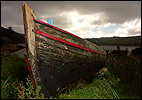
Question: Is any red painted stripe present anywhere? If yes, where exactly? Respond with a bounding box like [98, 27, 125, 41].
[25, 56, 31, 72]
[33, 18, 84, 40]
[35, 30, 105, 55]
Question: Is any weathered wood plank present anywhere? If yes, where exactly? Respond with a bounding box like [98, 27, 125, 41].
[22, 2, 37, 88]
[35, 34, 95, 57]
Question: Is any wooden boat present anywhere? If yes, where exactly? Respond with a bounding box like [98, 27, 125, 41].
[22, 2, 106, 97]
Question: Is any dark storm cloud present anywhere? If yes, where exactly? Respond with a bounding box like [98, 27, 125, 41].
[27, 1, 141, 24]
[1, 1, 25, 33]
[1, 1, 141, 34]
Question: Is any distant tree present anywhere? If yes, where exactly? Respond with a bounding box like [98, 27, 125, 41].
[117, 45, 120, 51]
[124, 48, 129, 55]
[110, 46, 129, 56]
[131, 47, 141, 56]
[105, 50, 110, 55]
[8, 27, 12, 30]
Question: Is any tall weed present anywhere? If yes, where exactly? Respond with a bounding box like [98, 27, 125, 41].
[17, 75, 46, 99]
[106, 54, 141, 97]
[1, 75, 18, 99]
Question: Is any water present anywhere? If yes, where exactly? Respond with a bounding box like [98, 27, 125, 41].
[100, 46, 140, 52]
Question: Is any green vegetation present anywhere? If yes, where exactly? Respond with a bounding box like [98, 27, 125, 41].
[1, 47, 141, 99]
[105, 55, 141, 99]
[1, 50, 28, 81]
[59, 71, 120, 99]
[1, 50, 28, 99]
[131, 47, 141, 56]
[17, 76, 46, 99]
[86, 36, 141, 46]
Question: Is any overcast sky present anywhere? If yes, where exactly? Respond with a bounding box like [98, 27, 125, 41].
[1, 1, 141, 38]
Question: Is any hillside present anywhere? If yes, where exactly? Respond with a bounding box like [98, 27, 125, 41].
[1, 26, 25, 45]
[1, 26, 25, 52]
[85, 36, 141, 46]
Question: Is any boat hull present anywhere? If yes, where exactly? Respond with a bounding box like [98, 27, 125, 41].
[22, 2, 106, 97]
[34, 32, 106, 96]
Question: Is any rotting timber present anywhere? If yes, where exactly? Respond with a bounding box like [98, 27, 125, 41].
[22, 2, 106, 97]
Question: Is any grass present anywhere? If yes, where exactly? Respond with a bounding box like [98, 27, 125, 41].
[105, 54, 141, 99]
[59, 74, 120, 99]
[1, 75, 13, 99]
[1, 48, 141, 99]
[1, 50, 28, 81]
[1, 50, 28, 99]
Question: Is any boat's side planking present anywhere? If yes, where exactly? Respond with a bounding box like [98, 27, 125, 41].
[35, 32, 105, 97]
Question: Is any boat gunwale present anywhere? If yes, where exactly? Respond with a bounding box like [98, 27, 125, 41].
[33, 18, 84, 40]
[35, 29, 105, 55]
